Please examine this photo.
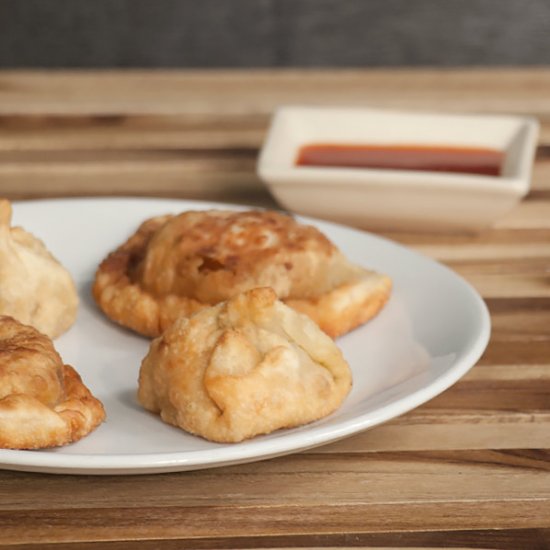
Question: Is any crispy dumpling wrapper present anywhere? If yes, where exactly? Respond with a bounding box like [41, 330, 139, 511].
[138, 287, 352, 443]
[0, 199, 79, 339]
[93, 209, 391, 338]
[0, 315, 105, 449]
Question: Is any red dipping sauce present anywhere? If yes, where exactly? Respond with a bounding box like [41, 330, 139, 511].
[296, 143, 504, 177]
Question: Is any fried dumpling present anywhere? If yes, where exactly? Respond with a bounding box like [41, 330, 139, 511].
[93, 209, 391, 338]
[0, 199, 79, 339]
[0, 315, 105, 449]
[138, 287, 352, 443]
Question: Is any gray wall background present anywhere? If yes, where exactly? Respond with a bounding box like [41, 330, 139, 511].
[1, 0, 550, 68]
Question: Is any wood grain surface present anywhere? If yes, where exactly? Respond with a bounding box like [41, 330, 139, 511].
[0, 69, 549, 550]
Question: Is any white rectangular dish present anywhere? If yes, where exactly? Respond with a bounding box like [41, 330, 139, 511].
[257, 106, 539, 232]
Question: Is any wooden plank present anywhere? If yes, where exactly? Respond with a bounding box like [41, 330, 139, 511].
[2, 450, 550, 506]
[1, 449, 550, 497]
[453, 272, 550, 298]
[2, 451, 550, 544]
[321, 364, 550, 452]
[410, 239, 550, 262]
[323, 409, 550, 452]
[0, 151, 272, 203]
[0, 114, 267, 152]
[1, 70, 550, 117]
[0, 544, 500, 550]
[400, 359, 550, 411]
[0, 116, 549, 154]
[495, 200, 550, 229]
[0, 540, 546, 550]
[4, 501, 550, 544]
[1, 533, 548, 550]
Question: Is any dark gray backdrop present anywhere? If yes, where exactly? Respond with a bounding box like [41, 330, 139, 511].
[1, 0, 549, 67]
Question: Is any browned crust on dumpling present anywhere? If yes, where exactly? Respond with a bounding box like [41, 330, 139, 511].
[138, 287, 352, 443]
[92, 214, 204, 337]
[0, 316, 105, 449]
[93, 210, 391, 338]
[286, 273, 392, 338]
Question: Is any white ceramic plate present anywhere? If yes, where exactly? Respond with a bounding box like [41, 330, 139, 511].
[0, 197, 490, 475]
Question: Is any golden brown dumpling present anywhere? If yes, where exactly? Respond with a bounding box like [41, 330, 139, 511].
[0, 199, 78, 339]
[93, 209, 391, 338]
[0, 315, 105, 449]
[138, 287, 352, 443]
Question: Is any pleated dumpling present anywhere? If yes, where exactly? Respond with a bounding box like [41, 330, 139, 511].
[138, 287, 352, 443]
[93, 209, 391, 338]
[0, 315, 105, 449]
[0, 199, 78, 339]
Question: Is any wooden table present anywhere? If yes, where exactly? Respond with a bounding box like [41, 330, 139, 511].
[1, 69, 550, 549]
